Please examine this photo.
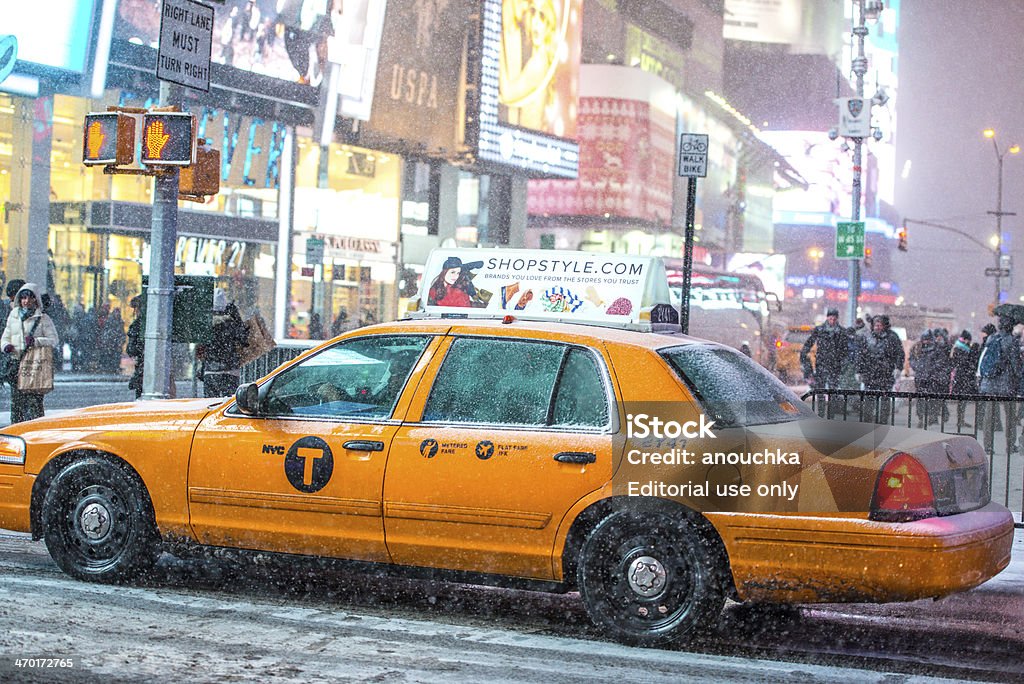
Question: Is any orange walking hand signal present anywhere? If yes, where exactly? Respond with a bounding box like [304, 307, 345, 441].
[145, 120, 171, 159]
[86, 121, 105, 159]
[141, 112, 196, 166]
[82, 112, 134, 166]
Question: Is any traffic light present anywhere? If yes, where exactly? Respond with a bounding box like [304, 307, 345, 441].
[897, 227, 908, 251]
[141, 112, 197, 166]
[82, 112, 135, 166]
[179, 142, 220, 199]
[864, 247, 873, 267]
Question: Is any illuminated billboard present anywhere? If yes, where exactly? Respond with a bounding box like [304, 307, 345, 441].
[7, 0, 96, 72]
[476, 0, 580, 178]
[115, 0, 386, 117]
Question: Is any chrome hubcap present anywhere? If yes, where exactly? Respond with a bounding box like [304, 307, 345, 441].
[79, 502, 111, 540]
[627, 555, 666, 597]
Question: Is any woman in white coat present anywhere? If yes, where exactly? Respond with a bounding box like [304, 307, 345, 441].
[1, 283, 59, 423]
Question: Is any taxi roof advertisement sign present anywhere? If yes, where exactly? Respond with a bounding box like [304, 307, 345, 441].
[417, 249, 672, 327]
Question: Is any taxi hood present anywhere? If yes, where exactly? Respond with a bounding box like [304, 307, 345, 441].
[2, 397, 224, 436]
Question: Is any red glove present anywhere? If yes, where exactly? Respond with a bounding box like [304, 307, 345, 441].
[3, 344, 13, 353]
[24, 335, 34, 348]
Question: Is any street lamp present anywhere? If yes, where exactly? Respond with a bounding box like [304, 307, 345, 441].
[982, 128, 1019, 308]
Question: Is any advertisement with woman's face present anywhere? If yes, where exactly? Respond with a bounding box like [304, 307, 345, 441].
[497, 0, 581, 138]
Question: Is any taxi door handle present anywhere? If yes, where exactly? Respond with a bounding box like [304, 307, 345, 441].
[554, 451, 597, 464]
[343, 440, 385, 452]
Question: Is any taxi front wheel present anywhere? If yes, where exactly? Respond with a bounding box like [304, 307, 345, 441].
[577, 510, 726, 647]
[41, 457, 161, 583]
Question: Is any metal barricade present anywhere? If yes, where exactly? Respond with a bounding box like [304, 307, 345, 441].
[239, 340, 317, 384]
[802, 387, 1023, 527]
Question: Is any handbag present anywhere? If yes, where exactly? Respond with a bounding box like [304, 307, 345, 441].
[16, 317, 53, 394]
[2, 316, 38, 386]
[240, 313, 276, 366]
[18, 345, 54, 394]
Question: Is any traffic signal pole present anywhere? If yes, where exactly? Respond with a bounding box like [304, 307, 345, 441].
[845, 3, 869, 328]
[141, 81, 182, 399]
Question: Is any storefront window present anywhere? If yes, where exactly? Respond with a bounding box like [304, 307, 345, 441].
[290, 136, 400, 339]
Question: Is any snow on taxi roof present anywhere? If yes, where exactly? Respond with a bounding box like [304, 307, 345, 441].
[408, 249, 680, 331]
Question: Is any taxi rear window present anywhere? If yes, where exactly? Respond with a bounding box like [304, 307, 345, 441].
[660, 344, 811, 427]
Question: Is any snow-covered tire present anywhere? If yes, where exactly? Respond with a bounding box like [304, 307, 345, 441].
[41, 457, 160, 583]
[577, 509, 726, 647]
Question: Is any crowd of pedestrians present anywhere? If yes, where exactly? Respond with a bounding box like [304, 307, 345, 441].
[801, 307, 1024, 449]
[801, 310, 905, 389]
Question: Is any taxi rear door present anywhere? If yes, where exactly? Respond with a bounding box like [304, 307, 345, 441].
[187, 334, 436, 561]
[384, 334, 615, 580]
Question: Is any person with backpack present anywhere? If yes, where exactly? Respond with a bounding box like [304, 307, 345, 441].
[977, 315, 1021, 454]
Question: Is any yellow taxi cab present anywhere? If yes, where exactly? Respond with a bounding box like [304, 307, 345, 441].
[774, 324, 814, 384]
[0, 250, 1013, 647]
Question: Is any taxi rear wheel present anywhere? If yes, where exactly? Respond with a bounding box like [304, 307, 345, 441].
[41, 458, 161, 583]
[577, 510, 725, 647]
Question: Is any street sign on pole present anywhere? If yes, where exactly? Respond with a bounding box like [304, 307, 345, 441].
[306, 236, 325, 265]
[835, 221, 865, 259]
[156, 0, 214, 92]
[677, 133, 708, 178]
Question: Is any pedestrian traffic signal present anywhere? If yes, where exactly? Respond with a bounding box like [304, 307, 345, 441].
[141, 112, 196, 166]
[864, 247, 873, 267]
[82, 112, 135, 166]
[897, 228, 908, 251]
[179, 142, 220, 199]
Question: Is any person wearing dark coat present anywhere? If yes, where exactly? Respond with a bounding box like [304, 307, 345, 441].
[910, 329, 949, 426]
[950, 330, 979, 429]
[308, 312, 324, 340]
[856, 315, 905, 424]
[979, 315, 1022, 454]
[800, 308, 848, 390]
[126, 296, 145, 399]
[199, 288, 249, 398]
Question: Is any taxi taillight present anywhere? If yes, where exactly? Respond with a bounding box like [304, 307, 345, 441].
[870, 452, 937, 522]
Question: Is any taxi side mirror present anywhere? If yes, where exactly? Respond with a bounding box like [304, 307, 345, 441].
[235, 382, 260, 415]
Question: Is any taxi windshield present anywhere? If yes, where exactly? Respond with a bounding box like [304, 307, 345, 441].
[660, 344, 812, 427]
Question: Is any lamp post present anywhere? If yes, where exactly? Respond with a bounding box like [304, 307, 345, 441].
[983, 128, 1019, 309]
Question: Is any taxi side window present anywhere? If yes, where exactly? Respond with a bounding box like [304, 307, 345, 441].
[551, 348, 609, 427]
[423, 338, 563, 425]
[423, 339, 609, 428]
[263, 336, 430, 420]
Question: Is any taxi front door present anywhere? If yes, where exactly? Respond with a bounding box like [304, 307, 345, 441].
[187, 334, 436, 562]
[188, 413, 397, 561]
